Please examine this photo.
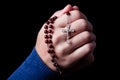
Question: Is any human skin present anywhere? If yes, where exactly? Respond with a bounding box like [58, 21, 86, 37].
[35, 4, 96, 72]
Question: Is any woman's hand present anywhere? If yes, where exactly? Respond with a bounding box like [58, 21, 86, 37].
[35, 4, 96, 72]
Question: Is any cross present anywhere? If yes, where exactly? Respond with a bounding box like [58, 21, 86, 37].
[62, 12, 75, 44]
[62, 24, 75, 43]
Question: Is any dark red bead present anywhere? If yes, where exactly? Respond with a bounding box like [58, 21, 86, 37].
[45, 39, 49, 43]
[48, 49, 54, 54]
[51, 54, 56, 58]
[46, 21, 50, 25]
[51, 50, 55, 53]
[56, 67, 61, 71]
[48, 35, 52, 39]
[48, 40, 52, 43]
[56, 68, 62, 75]
[53, 63, 58, 67]
[51, 59, 55, 62]
[53, 16, 57, 20]
[48, 30, 53, 33]
[44, 16, 63, 75]
[66, 12, 70, 15]
[56, 68, 60, 72]
[50, 21, 54, 24]
[44, 30, 48, 34]
[49, 25, 54, 29]
[44, 35, 48, 39]
[44, 25, 48, 29]
[48, 49, 51, 53]
[49, 18, 54, 23]
[49, 44, 54, 48]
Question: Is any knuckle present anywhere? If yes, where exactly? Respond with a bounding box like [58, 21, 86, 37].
[72, 10, 81, 20]
[53, 35, 60, 45]
[74, 10, 81, 18]
[88, 21, 93, 31]
[85, 43, 94, 53]
[80, 19, 87, 27]
[56, 45, 65, 57]
[79, 19, 93, 32]
[84, 31, 91, 40]
[53, 35, 60, 41]
[77, 19, 87, 31]
[53, 33, 63, 45]
[73, 10, 87, 19]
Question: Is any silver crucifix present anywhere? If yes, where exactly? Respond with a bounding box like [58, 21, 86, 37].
[62, 12, 75, 44]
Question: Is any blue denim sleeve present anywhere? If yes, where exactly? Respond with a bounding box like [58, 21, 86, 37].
[7, 48, 59, 80]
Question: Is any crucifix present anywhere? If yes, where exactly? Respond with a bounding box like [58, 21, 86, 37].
[62, 12, 75, 44]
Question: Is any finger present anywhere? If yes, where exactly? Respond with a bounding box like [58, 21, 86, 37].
[63, 31, 96, 53]
[71, 31, 96, 47]
[61, 4, 73, 14]
[51, 4, 73, 18]
[72, 5, 88, 20]
[68, 19, 93, 38]
[54, 10, 87, 28]
[69, 41, 96, 63]
[53, 18, 93, 45]
[72, 5, 79, 10]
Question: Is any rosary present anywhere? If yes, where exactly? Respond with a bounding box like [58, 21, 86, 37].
[44, 12, 75, 79]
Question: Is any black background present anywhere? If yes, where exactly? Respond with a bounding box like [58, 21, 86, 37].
[0, 0, 118, 80]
